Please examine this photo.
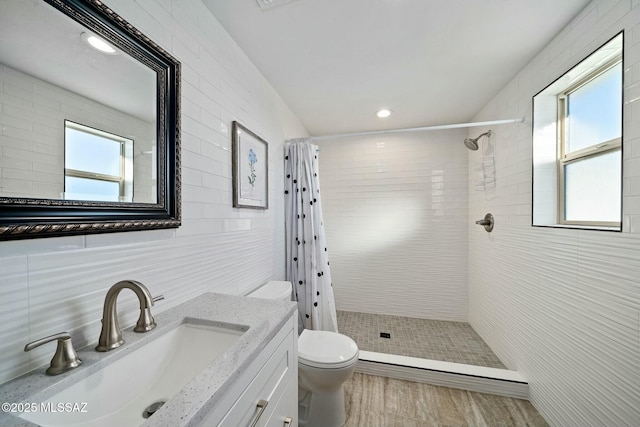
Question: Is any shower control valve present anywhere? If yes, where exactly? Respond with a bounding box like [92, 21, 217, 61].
[475, 213, 494, 232]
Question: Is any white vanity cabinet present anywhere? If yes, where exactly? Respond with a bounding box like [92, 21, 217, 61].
[199, 315, 298, 427]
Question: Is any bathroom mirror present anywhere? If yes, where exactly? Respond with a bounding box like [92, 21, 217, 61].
[0, 0, 181, 240]
[532, 32, 623, 231]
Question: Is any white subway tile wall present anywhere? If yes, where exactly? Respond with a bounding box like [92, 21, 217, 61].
[319, 131, 469, 322]
[469, 1, 640, 426]
[0, 0, 307, 383]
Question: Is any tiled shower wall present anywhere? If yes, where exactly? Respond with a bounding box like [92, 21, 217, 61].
[468, 1, 640, 426]
[319, 131, 469, 322]
[0, 0, 307, 384]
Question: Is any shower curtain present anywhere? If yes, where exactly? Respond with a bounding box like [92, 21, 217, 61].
[284, 139, 338, 333]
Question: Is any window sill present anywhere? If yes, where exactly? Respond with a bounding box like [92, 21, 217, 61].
[532, 224, 621, 232]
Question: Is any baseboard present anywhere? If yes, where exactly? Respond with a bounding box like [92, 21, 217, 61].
[356, 350, 529, 400]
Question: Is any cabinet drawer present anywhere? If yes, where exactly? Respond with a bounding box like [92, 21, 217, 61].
[218, 328, 294, 427]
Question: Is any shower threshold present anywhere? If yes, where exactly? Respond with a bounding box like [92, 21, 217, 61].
[356, 350, 528, 399]
[337, 310, 528, 399]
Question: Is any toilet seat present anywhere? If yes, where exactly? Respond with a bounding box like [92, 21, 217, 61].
[298, 330, 359, 369]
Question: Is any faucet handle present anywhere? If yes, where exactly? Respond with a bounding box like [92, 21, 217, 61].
[475, 213, 494, 232]
[134, 294, 164, 333]
[24, 332, 82, 376]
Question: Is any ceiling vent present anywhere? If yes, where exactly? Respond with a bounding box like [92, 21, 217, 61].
[256, 0, 296, 10]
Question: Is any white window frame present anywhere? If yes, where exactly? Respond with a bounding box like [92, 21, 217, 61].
[556, 58, 622, 228]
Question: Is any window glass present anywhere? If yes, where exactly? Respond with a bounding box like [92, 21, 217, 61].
[65, 126, 122, 176]
[64, 176, 121, 201]
[564, 150, 621, 222]
[566, 63, 622, 154]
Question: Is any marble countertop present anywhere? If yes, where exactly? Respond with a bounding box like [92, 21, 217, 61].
[0, 292, 297, 427]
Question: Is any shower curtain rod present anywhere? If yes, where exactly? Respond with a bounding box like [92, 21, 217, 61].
[307, 118, 524, 141]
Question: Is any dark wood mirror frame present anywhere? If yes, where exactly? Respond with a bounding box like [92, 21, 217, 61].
[0, 0, 181, 240]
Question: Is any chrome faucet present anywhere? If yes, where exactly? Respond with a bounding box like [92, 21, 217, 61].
[95, 280, 164, 352]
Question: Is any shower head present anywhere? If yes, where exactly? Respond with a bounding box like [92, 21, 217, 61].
[464, 130, 492, 151]
[464, 138, 479, 151]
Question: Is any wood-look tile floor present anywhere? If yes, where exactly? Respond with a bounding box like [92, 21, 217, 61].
[343, 373, 549, 427]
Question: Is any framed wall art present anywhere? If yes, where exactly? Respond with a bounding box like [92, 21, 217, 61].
[232, 121, 268, 209]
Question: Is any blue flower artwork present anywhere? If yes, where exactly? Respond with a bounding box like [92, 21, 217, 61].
[233, 121, 268, 208]
[247, 148, 258, 187]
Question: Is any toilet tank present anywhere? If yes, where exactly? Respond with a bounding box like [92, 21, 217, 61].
[247, 281, 292, 301]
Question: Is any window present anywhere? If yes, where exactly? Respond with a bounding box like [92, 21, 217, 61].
[64, 121, 133, 202]
[558, 61, 622, 226]
[533, 32, 623, 231]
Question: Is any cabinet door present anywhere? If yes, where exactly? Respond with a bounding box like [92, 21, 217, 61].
[264, 375, 298, 427]
[218, 319, 296, 427]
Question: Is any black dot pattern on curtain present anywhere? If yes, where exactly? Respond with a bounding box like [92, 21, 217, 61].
[284, 140, 338, 332]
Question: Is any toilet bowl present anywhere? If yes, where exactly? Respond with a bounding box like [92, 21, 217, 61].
[248, 281, 359, 427]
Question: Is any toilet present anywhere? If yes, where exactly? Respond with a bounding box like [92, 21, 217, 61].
[248, 281, 359, 427]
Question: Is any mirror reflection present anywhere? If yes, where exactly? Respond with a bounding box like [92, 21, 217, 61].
[0, 0, 157, 203]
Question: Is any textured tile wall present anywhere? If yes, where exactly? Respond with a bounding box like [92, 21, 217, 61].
[468, 1, 640, 425]
[319, 131, 469, 322]
[0, 0, 307, 384]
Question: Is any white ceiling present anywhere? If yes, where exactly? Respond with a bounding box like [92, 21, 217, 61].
[204, 0, 591, 136]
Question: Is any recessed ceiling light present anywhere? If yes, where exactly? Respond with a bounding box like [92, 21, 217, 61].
[256, 0, 297, 10]
[376, 109, 392, 118]
[81, 32, 117, 55]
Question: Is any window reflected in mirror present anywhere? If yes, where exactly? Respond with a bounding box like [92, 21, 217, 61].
[64, 121, 133, 203]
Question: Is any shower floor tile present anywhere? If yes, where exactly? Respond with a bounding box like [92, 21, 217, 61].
[337, 310, 506, 369]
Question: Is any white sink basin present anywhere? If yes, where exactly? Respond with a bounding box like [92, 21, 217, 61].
[21, 321, 246, 427]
